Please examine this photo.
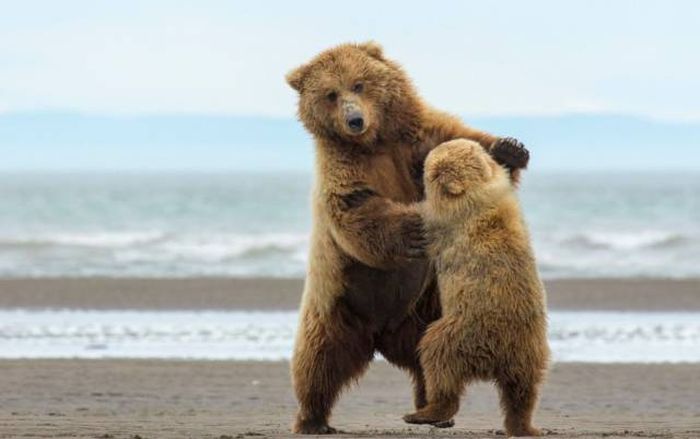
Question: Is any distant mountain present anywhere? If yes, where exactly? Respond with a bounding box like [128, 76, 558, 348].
[1, 112, 699, 171]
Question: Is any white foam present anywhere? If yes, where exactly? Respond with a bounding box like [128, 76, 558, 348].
[155, 233, 308, 260]
[0, 231, 166, 248]
[565, 230, 687, 251]
[0, 231, 310, 277]
[0, 310, 698, 363]
[1, 227, 696, 278]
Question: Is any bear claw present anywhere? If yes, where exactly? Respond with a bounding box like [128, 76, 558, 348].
[490, 137, 530, 170]
[431, 419, 455, 428]
[403, 413, 454, 428]
[293, 420, 339, 434]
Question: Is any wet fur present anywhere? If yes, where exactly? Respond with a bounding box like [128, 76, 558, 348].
[286, 42, 529, 434]
[403, 140, 550, 436]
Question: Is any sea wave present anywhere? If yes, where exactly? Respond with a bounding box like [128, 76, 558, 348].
[562, 230, 690, 251]
[0, 227, 698, 278]
[0, 231, 310, 277]
[2, 172, 699, 278]
[0, 231, 307, 254]
[531, 227, 700, 278]
[0, 231, 167, 249]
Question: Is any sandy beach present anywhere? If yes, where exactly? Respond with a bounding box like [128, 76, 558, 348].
[0, 277, 699, 438]
[0, 360, 698, 439]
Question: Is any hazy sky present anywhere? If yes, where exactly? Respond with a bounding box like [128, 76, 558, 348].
[1, 0, 699, 121]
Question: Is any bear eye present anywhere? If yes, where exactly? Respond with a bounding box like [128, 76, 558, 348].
[352, 82, 364, 93]
[326, 91, 338, 102]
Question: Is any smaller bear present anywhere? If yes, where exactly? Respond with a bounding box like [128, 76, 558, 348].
[403, 139, 550, 437]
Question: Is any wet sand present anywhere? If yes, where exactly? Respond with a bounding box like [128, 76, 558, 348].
[0, 360, 698, 439]
[0, 277, 698, 311]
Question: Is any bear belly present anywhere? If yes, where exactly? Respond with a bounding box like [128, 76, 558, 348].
[339, 258, 429, 332]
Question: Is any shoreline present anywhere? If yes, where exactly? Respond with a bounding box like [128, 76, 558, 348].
[0, 277, 698, 311]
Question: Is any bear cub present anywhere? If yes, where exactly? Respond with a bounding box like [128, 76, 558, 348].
[403, 139, 550, 437]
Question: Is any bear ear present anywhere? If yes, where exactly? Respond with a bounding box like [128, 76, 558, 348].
[286, 64, 310, 92]
[357, 41, 384, 60]
[434, 168, 466, 196]
[442, 178, 466, 196]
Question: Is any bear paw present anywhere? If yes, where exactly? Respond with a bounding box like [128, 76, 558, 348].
[431, 419, 456, 429]
[398, 213, 428, 259]
[507, 425, 543, 437]
[292, 419, 339, 435]
[490, 137, 530, 170]
[403, 412, 454, 428]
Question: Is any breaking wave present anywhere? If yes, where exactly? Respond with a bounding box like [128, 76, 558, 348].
[562, 230, 690, 251]
[0, 231, 309, 277]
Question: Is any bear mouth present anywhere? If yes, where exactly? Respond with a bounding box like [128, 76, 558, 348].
[343, 124, 371, 139]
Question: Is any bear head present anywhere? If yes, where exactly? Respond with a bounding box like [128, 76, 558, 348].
[286, 41, 420, 149]
[423, 139, 509, 214]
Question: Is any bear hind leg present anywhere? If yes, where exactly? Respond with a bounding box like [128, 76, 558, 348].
[496, 369, 544, 437]
[375, 286, 441, 411]
[292, 310, 374, 434]
[375, 320, 430, 410]
[403, 318, 468, 427]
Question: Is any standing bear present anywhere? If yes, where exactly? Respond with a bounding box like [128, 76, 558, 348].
[286, 41, 530, 434]
[404, 139, 549, 436]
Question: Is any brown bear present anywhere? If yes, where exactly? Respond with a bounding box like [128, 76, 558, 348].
[285, 41, 530, 434]
[403, 139, 550, 436]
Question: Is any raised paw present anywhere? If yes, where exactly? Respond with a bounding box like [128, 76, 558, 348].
[490, 137, 530, 171]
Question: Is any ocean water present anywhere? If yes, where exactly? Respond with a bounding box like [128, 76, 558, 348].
[0, 171, 699, 278]
[0, 310, 698, 362]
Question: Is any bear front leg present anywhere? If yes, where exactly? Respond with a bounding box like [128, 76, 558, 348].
[292, 306, 374, 434]
[419, 108, 529, 185]
[328, 192, 428, 269]
[421, 108, 499, 152]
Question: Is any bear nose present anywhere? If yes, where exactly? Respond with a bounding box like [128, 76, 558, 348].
[347, 114, 364, 132]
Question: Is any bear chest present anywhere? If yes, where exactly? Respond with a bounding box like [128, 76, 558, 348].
[363, 149, 422, 202]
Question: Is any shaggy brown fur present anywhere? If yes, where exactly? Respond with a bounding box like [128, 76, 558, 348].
[403, 140, 550, 436]
[286, 41, 530, 434]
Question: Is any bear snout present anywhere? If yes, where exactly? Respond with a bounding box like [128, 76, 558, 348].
[346, 112, 365, 133]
